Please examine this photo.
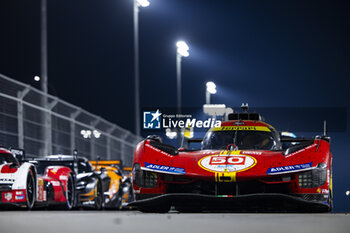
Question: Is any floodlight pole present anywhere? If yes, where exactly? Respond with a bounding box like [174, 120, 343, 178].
[176, 53, 182, 115]
[206, 90, 210, 104]
[41, 0, 48, 96]
[176, 53, 182, 147]
[133, 0, 141, 136]
[41, 0, 50, 155]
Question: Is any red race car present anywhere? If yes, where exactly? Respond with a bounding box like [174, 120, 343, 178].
[0, 148, 75, 209]
[130, 108, 332, 213]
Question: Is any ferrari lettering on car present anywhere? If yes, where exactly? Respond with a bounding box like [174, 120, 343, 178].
[211, 126, 271, 132]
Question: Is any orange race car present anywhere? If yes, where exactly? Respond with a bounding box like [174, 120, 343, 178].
[90, 160, 134, 209]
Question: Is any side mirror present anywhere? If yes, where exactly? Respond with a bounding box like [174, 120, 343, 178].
[226, 144, 238, 151]
[146, 135, 163, 143]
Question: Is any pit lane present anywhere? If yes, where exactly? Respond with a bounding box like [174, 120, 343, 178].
[0, 211, 349, 233]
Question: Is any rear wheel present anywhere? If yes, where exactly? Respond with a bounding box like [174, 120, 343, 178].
[64, 173, 75, 210]
[25, 170, 35, 209]
[94, 179, 104, 210]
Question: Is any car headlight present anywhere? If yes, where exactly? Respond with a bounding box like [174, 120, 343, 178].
[298, 163, 327, 188]
[86, 181, 95, 190]
[76, 181, 87, 188]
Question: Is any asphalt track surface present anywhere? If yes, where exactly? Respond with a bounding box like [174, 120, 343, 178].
[0, 211, 349, 233]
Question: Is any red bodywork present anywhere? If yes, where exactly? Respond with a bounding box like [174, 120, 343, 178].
[36, 166, 73, 205]
[132, 120, 332, 212]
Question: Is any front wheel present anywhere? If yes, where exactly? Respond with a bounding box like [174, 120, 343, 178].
[25, 170, 35, 209]
[328, 165, 333, 211]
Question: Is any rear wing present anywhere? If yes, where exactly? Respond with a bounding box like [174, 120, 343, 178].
[280, 137, 315, 143]
[90, 160, 121, 166]
[9, 148, 25, 162]
[123, 167, 132, 172]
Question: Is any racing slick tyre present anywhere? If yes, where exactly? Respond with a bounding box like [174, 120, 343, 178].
[25, 170, 35, 209]
[93, 179, 104, 210]
[137, 204, 170, 213]
[328, 163, 333, 212]
[64, 173, 75, 210]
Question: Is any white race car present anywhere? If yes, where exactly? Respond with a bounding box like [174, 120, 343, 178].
[0, 148, 36, 209]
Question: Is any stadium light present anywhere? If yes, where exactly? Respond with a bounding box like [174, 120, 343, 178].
[136, 0, 150, 7]
[176, 41, 189, 57]
[34, 76, 40, 82]
[206, 81, 216, 104]
[165, 128, 177, 139]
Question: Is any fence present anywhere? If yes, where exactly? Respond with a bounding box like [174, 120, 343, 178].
[0, 73, 142, 166]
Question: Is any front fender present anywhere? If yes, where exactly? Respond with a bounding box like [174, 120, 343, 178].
[12, 162, 36, 190]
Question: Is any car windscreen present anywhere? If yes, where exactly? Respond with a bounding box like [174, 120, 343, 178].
[201, 130, 277, 150]
[35, 161, 74, 175]
[0, 153, 18, 165]
[78, 160, 93, 173]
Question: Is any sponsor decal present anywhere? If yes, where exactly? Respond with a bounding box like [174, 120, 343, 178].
[0, 178, 15, 183]
[4, 192, 12, 201]
[82, 200, 94, 205]
[50, 181, 61, 187]
[267, 162, 313, 174]
[212, 126, 271, 132]
[144, 162, 185, 174]
[317, 188, 329, 194]
[199, 152, 257, 173]
[15, 195, 24, 200]
[59, 175, 68, 181]
[285, 144, 317, 158]
[37, 179, 44, 201]
[240, 151, 262, 155]
[38, 179, 44, 186]
[15, 191, 23, 195]
[215, 172, 236, 182]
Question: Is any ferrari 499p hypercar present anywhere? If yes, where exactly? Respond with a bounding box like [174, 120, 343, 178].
[130, 110, 332, 213]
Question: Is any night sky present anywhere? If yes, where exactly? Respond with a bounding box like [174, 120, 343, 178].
[1, 0, 350, 211]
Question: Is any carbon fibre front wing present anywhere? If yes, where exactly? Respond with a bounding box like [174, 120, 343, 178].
[128, 193, 330, 212]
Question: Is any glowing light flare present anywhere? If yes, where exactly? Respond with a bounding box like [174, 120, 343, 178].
[165, 128, 177, 139]
[136, 0, 150, 7]
[80, 129, 101, 139]
[206, 81, 217, 94]
[176, 41, 190, 57]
